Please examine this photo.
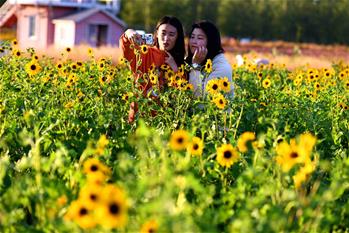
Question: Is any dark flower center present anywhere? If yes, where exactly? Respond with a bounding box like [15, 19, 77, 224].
[30, 65, 36, 70]
[219, 99, 224, 104]
[90, 165, 98, 171]
[290, 152, 298, 158]
[109, 202, 120, 215]
[177, 137, 183, 144]
[79, 207, 88, 216]
[212, 84, 218, 90]
[193, 143, 199, 150]
[90, 194, 97, 201]
[224, 151, 232, 159]
[223, 82, 228, 87]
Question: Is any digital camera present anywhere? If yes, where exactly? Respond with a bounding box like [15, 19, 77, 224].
[141, 33, 154, 45]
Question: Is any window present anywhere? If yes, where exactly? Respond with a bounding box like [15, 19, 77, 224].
[88, 24, 97, 44]
[28, 15, 36, 37]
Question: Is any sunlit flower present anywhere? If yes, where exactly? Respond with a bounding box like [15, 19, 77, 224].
[83, 158, 111, 176]
[161, 64, 170, 71]
[13, 49, 21, 57]
[212, 93, 227, 109]
[95, 134, 109, 156]
[95, 185, 128, 229]
[169, 129, 190, 151]
[262, 78, 271, 89]
[206, 79, 220, 95]
[187, 136, 204, 156]
[149, 73, 158, 85]
[122, 92, 133, 101]
[275, 133, 316, 172]
[293, 161, 316, 189]
[79, 184, 103, 209]
[185, 83, 194, 91]
[219, 77, 231, 93]
[64, 200, 96, 229]
[25, 60, 42, 76]
[87, 47, 93, 56]
[216, 144, 239, 168]
[204, 59, 212, 73]
[140, 45, 149, 54]
[140, 219, 158, 233]
[237, 132, 256, 153]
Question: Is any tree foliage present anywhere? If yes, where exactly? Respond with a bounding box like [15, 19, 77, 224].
[119, 0, 349, 45]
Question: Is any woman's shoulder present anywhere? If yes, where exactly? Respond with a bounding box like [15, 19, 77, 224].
[212, 53, 231, 71]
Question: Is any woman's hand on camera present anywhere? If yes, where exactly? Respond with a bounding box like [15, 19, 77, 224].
[192, 46, 207, 64]
[165, 52, 178, 72]
[125, 29, 142, 45]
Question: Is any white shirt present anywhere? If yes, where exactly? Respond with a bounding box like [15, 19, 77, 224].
[189, 53, 234, 97]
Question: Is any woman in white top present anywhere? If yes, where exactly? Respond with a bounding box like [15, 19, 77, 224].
[186, 20, 233, 97]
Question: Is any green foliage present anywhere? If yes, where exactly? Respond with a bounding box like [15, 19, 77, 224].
[0, 44, 348, 232]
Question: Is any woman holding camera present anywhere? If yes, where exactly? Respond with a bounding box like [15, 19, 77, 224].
[119, 16, 185, 122]
[186, 20, 233, 97]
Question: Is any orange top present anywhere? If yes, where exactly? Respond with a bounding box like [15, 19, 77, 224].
[120, 34, 167, 94]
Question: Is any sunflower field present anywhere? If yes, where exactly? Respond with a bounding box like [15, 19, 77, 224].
[0, 40, 348, 233]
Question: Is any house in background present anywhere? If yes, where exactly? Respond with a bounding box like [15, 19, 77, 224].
[0, 0, 126, 49]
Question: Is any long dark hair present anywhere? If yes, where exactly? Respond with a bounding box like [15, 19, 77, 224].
[186, 20, 224, 65]
[153, 16, 185, 67]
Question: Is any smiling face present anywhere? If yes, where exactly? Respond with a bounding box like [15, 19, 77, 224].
[157, 24, 178, 51]
[189, 28, 207, 54]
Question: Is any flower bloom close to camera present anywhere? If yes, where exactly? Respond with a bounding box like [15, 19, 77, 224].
[140, 219, 158, 233]
[206, 79, 221, 95]
[187, 136, 204, 156]
[216, 144, 239, 168]
[212, 93, 227, 109]
[293, 161, 316, 189]
[83, 158, 111, 177]
[275, 133, 316, 172]
[95, 184, 128, 229]
[262, 78, 271, 89]
[25, 60, 42, 76]
[219, 77, 231, 93]
[237, 132, 256, 153]
[64, 199, 97, 229]
[170, 129, 190, 151]
[204, 59, 212, 73]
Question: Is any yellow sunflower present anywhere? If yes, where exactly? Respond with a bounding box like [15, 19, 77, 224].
[140, 219, 158, 233]
[83, 158, 111, 176]
[237, 132, 256, 153]
[149, 73, 158, 85]
[78, 184, 103, 209]
[64, 200, 96, 229]
[95, 184, 128, 229]
[140, 45, 149, 54]
[122, 92, 133, 102]
[204, 59, 212, 73]
[212, 93, 227, 109]
[25, 61, 42, 76]
[293, 161, 316, 189]
[95, 134, 109, 156]
[87, 47, 94, 56]
[219, 77, 231, 93]
[169, 129, 190, 151]
[216, 144, 239, 168]
[275, 134, 315, 172]
[206, 79, 221, 95]
[187, 136, 204, 156]
[185, 83, 194, 91]
[13, 49, 21, 57]
[262, 78, 271, 89]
